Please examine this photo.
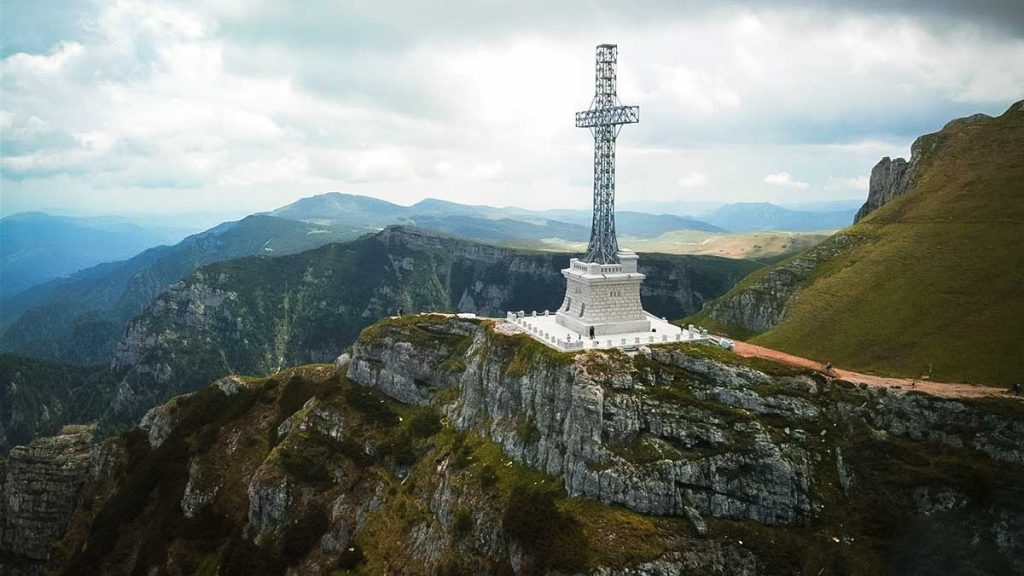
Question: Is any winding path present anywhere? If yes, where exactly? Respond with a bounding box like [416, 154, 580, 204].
[731, 341, 1017, 400]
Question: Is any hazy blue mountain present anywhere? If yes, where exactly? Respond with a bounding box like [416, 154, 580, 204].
[269, 193, 411, 228]
[0, 215, 359, 365]
[618, 200, 724, 216]
[539, 208, 723, 235]
[776, 199, 864, 212]
[704, 202, 856, 232]
[0, 212, 188, 298]
[0, 193, 725, 367]
[269, 192, 719, 239]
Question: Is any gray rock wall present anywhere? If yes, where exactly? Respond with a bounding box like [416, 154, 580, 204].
[698, 232, 866, 335]
[0, 427, 95, 576]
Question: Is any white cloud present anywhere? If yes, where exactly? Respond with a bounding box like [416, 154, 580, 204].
[677, 172, 708, 188]
[825, 175, 870, 191]
[763, 171, 809, 189]
[2, 1, 1022, 216]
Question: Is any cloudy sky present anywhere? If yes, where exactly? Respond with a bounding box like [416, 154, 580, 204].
[2, 0, 1023, 217]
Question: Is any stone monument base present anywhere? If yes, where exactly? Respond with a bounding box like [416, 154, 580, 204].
[555, 250, 651, 338]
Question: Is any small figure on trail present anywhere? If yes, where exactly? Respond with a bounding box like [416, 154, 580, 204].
[911, 380, 917, 389]
[397, 307, 403, 317]
[1013, 383, 1022, 396]
[822, 361, 833, 375]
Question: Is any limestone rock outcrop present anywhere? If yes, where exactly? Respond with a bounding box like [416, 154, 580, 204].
[15, 316, 1024, 575]
[687, 232, 866, 335]
[853, 156, 916, 222]
[96, 226, 757, 449]
[0, 426, 95, 576]
[348, 317, 1024, 542]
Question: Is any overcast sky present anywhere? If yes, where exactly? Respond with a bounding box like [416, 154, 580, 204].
[2, 0, 1022, 216]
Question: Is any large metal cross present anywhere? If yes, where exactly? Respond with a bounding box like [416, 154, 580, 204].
[576, 43, 639, 264]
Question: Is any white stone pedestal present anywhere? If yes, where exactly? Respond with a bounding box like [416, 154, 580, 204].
[555, 250, 651, 338]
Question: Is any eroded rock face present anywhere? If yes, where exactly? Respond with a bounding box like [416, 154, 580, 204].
[17, 317, 1024, 575]
[350, 323, 817, 525]
[698, 232, 867, 335]
[853, 156, 916, 222]
[93, 227, 758, 454]
[0, 426, 95, 576]
[348, 317, 1024, 562]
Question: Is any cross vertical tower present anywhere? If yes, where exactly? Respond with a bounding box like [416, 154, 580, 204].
[576, 44, 639, 264]
[555, 44, 650, 338]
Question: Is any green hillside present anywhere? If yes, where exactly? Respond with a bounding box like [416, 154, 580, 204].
[747, 101, 1024, 386]
[0, 354, 116, 453]
[0, 216, 358, 365]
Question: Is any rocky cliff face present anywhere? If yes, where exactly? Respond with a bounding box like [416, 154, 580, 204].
[349, 319, 1023, 543]
[691, 232, 867, 336]
[853, 112, 993, 222]
[853, 156, 916, 222]
[0, 426, 95, 576]
[102, 226, 758, 440]
[26, 316, 1024, 575]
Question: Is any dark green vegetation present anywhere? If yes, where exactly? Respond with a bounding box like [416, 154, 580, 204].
[0, 226, 760, 455]
[101, 227, 757, 434]
[690, 101, 1024, 386]
[0, 193, 741, 370]
[47, 364, 693, 576]
[0, 354, 116, 453]
[39, 318, 1024, 575]
[0, 212, 187, 299]
[0, 215, 359, 365]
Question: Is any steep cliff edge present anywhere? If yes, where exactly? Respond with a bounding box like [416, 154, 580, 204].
[99, 226, 757, 441]
[30, 316, 1024, 575]
[0, 426, 96, 576]
[687, 100, 1024, 385]
[853, 111, 995, 223]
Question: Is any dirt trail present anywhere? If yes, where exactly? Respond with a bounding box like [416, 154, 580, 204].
[731, 341, 1017, 400]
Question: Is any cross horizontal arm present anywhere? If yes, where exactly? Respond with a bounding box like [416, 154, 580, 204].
[575, 105, 639, 128]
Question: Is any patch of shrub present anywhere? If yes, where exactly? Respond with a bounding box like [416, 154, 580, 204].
[502, 482, 588, 574]
[451, 507, 473, 540]
[279, 502, 331, 565]
[278, 443, 332, 486]
[478, 464, 498, 491]
[335, 543, 366, 569]
[408, 407, 442, 438]
[221, 532, 285, 576]
[435, 554, 474, 576]
[442, 357, 467, 373]
[515, 417, 540, 444]
[381, 430, 417, 466]
[342, 381, 398, 425]
[451, 431, 475, 469]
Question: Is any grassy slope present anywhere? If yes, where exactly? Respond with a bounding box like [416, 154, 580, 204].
[753, 102, 1024, 386]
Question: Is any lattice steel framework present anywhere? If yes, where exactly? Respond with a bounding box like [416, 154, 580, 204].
[576, 44, 639, 264]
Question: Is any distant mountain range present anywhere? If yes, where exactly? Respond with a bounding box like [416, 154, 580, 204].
[0, 212, 189, 299]
[0, 192, 842, 368]
[0, 226, 762, 454]
[0, 215, 359, 365]
[702, 202, 856, 232]
[0, 194, 727, 367]
[269, 192, 723, 239]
